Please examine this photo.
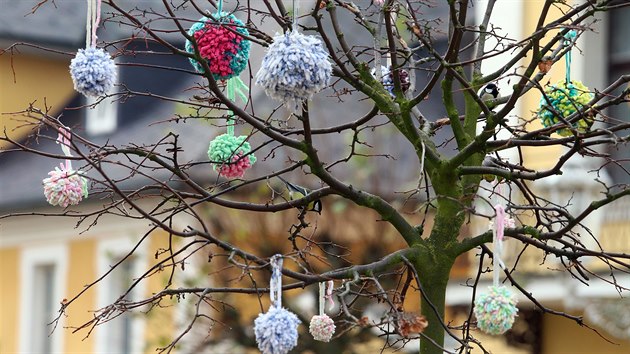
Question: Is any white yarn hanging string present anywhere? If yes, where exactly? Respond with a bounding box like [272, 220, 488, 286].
[292, 0, 299, 30]
[373, 7, 385, 81]
[492, 204, 506, 287]
[318, 282, 325, 315]
[269, 255, 284, 307]
[85, 0, 102, 48]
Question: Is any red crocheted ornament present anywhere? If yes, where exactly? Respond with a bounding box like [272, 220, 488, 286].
[193, 20, 243, 78]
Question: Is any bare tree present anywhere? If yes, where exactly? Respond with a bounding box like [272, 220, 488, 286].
[2, 1, 630, 353]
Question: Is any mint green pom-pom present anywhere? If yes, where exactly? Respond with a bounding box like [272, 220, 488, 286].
[208, 134, 256, 178]
[537, 80, 594, 137]
[474, 285, 518, 335]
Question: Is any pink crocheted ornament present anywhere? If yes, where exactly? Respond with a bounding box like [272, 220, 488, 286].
[43, 163, 88, 208]
[216, 152, 252, 178]
[309, 314, 335, 342]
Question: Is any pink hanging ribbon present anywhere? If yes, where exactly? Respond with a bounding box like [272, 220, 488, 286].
[92, 0, 102, 47]
[325, 280, 334, 310]
[495, 204, 505, 242]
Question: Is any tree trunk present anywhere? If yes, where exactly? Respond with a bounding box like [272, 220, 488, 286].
[417, 254, 454, 354]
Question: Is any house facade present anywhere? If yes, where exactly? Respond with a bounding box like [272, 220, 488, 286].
[1, 1, 629, 354]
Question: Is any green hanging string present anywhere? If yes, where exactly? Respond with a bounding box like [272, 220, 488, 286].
[225, 77, 249, 136]
[564, 30, 577, 85]
[217, 0, 223, 15]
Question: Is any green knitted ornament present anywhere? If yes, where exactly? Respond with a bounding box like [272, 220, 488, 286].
[208, 133, 256, 178]
[537, 80, 594, 137]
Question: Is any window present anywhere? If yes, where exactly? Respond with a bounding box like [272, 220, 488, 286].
[31, 264, 57, 354]
[104, 257, 135, 354]
[96, 237, 146, 354]
[607, 6, 630, 185]
[86, 65, 119, 136]
[19, 245, 67, 354]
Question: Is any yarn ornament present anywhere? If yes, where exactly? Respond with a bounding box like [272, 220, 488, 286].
[537, 30, 594, 137]
[254, 255, 301, 354]
[70, 47, 117, 97]
[372, 66, 410, 96]
[473, 285, 518, 335]
[255, 30, 332, 114]
[474, 204, 518, 335]
[537, 80, 594, 136]
[309, 281, 336, 342]
[43, 128, 88, 208]
[70, 0, 116, 97]
[43, 163, 89, 208]
[207, 133, 256, 178]
[185, 12, 250, 80]
[309, 315, 335, 342]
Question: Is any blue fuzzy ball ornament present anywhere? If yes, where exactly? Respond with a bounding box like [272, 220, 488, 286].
[473, 285, 518, 335]
[69, 47, 117, 97]
[254, 306, 301, 354]
[256, 30, 332, 114]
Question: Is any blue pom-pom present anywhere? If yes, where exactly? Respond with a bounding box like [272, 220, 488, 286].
[69, 47, 117, 97]
[254, 306, 301, 354]
[255, 30, 332, 114]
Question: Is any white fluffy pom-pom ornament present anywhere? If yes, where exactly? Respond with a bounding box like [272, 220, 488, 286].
[309, 314, 335, 342]
[43, 164, 88, 208]
[69, 47, 117, 97]
[254, 306, 301, 354]
[255, 30, 332, 114]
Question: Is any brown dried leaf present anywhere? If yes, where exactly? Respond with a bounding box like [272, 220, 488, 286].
[399, 313, 428, 337]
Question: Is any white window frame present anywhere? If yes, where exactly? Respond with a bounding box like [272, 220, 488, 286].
[86, 63, 119, 136]
[18, 244, 68, 354]
[95, 236, 147, 354]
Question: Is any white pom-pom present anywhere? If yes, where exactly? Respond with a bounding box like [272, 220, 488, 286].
[255, 31, 332, 113]
[43, 166, 88, 208]
[309, 314, 335, 342]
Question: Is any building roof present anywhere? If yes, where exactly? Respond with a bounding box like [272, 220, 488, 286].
[0, 0, 458, 211]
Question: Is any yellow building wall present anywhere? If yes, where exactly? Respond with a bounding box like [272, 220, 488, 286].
[521, 1, 566, 170]
[543, 313, 630, 354]
[0, 248, 19, 354]
[64, 238, 97, 353]
[0, 53, 75, 149]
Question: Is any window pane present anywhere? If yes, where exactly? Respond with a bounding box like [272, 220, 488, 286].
[610, 7, 630, 61]
[105, 258, 135, 354]
[31, 264, 56, 354]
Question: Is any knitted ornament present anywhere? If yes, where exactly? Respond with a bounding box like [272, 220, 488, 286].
[43, 128, 89, 207]
[473, 285, 518, 335]
[372, 66, 410, 96]
[207, 133, 256, 178]
[309, 315, 335, 342]
[256, 30, 332, 114]
[205, 53, 255, 179]
[43, 163, 89, 208]
[70, 0, 116, 97]
[537, 80, 594, 136]
[309, 281, 336, 342]
[254, 255, 301, 354]
[474, 204, 518, 335]
[537, 30, 594, 137]
[70, 47, 117, 97]
[185, 12, 250, 80]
